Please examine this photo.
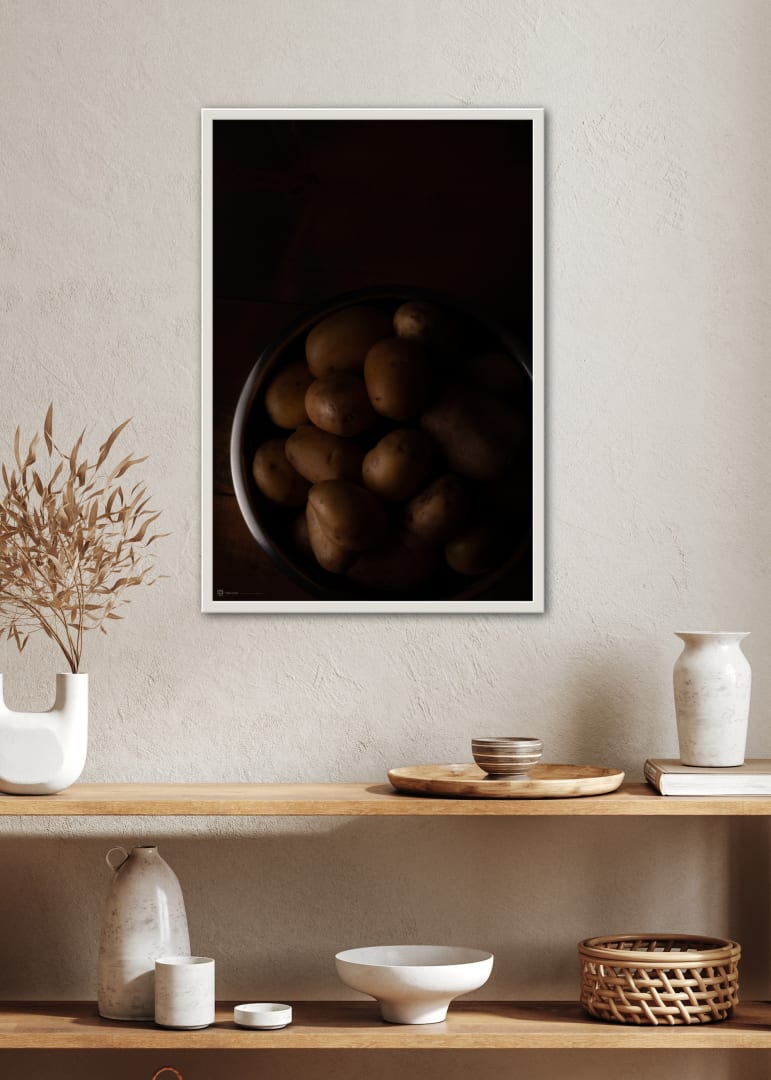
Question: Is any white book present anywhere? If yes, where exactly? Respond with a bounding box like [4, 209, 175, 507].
[644, 758, 771, 796]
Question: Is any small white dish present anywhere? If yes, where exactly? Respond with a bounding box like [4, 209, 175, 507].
[233, 1002, 292, 1029]
[335, 945, 493, 1024]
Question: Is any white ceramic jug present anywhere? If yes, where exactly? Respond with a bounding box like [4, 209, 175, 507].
[0, 673, 88, 794]
[97, 845, 191, 1020]
[673, 631, 751, 767]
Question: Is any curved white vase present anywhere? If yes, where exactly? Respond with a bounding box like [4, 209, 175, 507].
[673, 631, 751, 767]
[0, 673, 88, 794]
[98, 845, 191, 1021]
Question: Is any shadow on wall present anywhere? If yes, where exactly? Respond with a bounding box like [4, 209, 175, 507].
[728, 817, 771, 1000]
[554, 648, 677, 778]
[0, 814, 758, 1002]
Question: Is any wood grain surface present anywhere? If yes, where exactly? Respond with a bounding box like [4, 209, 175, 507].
[3, 782, 771, 815]
[2, 1000, 770, 1049]
[387, 763, 625, 798]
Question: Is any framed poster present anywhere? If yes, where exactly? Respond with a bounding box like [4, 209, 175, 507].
[202, 108, 544, 613]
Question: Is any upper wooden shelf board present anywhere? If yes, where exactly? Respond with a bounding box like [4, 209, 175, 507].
[2, 1001, 771, 1049]
[2, 782, 771, 817]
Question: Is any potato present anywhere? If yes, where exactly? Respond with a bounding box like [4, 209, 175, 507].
[404, 474, 469, 545]
[445, 521, 506, 576]
[363, 338, 432, 421]
[393, 300, 457, 351]
[306, 502, 356, 574]
[362, 428, 433, 502]
[305, 373, 376, 437]
[291, 510, 313, 560]
[347, 535, 439, 593]
[420, 384, 527, 481]
[461, 351, 530, 398]
[306, 305, 392, 377]
[286, 425, 364, 484]
[264, 359, 314, 429]
[251, 439, 310, 507]
[308, 480, 387, 552]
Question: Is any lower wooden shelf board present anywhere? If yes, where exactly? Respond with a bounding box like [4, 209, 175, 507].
[2, 1001, 771, 1050]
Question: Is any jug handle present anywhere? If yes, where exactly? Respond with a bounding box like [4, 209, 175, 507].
[106, 846, 129, 871]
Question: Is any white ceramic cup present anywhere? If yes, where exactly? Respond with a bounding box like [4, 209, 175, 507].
[154, 956, 215, 1029]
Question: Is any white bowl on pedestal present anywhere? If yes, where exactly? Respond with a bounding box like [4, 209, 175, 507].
[335, 945, 493, 1024]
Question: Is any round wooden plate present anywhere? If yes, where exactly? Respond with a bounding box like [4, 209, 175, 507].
[387, 763, 625, 799]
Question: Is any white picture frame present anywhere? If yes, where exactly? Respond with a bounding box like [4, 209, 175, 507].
[202, 107, 544, 613]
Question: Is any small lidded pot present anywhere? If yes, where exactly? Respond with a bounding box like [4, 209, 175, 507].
[472, 737, 543, 777]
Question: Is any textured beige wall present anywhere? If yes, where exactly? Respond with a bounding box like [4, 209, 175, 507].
[1, 0, 770, 1077]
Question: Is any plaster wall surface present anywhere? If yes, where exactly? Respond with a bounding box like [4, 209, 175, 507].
[1, 1, 769, 1077]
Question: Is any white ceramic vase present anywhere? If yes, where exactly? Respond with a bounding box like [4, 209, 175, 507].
[673, 631, 751, 767]
[0, 673, 88, 794]
[97, 845, 191, 1020]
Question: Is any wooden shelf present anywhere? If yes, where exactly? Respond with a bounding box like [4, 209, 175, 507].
[2, 1001, 770, 1049]
[2, 782, 771, 817]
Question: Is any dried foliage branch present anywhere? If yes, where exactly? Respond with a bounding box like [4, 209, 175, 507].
[0, 405, 167, 673]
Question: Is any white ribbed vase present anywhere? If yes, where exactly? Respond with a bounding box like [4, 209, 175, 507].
[0, 673, 88, 794]
[673, 632, 751, 767]
[97, 845, 191, 1020]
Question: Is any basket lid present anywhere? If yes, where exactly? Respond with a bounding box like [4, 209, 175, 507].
[578, 933, 740, 965]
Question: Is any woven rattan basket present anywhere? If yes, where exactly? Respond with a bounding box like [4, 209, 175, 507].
[579, 934, 740, 1026]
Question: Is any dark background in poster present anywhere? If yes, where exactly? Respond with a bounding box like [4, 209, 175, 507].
[212, 119, 534, 602]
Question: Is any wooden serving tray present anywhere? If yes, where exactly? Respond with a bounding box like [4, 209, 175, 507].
[388, 764, 625, 799]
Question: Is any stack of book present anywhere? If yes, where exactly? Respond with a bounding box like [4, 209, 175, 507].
[644, 758, 771, 796]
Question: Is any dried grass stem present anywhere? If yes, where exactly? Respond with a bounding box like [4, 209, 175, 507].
[0, 405, 165, 673]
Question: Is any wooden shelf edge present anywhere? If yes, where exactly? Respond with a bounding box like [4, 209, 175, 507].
[2, 1001, 771, 1050]
[3, 782, 771, 817]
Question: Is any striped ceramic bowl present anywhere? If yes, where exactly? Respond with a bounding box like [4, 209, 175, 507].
[471, 737, 543, 777]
